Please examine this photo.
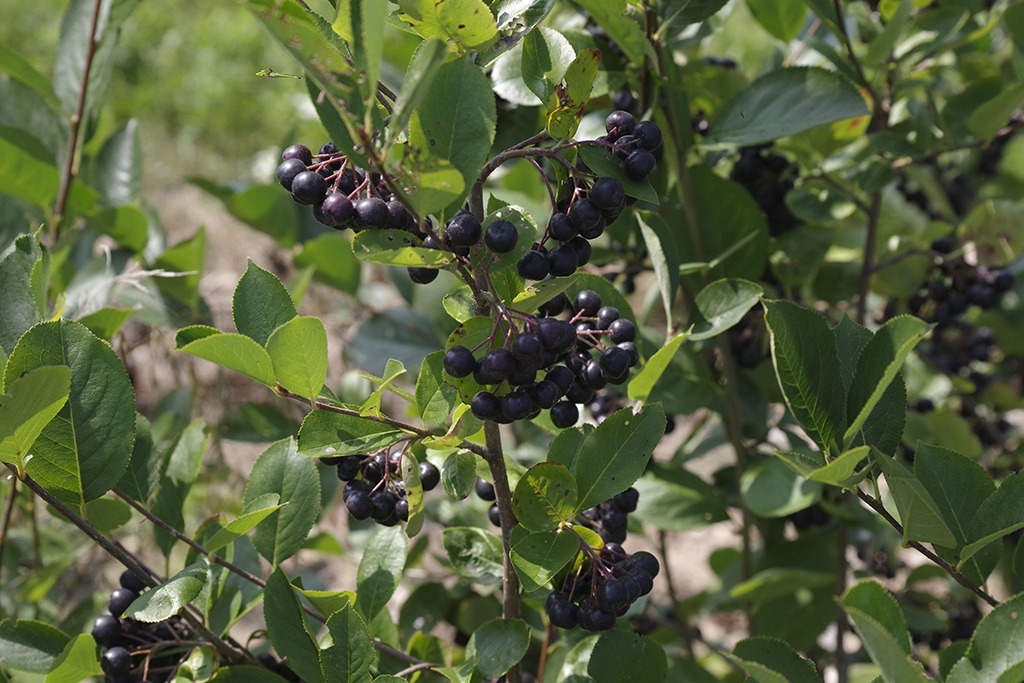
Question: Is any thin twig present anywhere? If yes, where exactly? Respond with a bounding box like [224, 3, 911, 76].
[830, 0, 872, 96]
[0, 476, 18, 580]
[53, 0, 104, 236]
[870, 248, 934, 274]
[855, 489, 999, 607]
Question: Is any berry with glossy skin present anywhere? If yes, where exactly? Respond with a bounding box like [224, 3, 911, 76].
[387, 198, 413, 230]
[119, 570, 146, 593]
[345, 489, 374, 520]
[501, 389, 536, 421]
[290, 170, 328, 205]
[566, 380, 595, 404]
[475, 348, 517, 385]
[475, 478, 496, 501]
[617, 341, 639, 367]
[537, 318, 576, 352]
[605, 110, 636, 138]
[578, 604, 616, 631]
[319, 141, 337, 156]
[408, 267, 438, 284]
[634, 121, 663, 150]
[631, 551, 660, 578]
[596, 306, 620, 330]
[471, 391, 501, 420]
[613, 487, 639, 512]
[282, 143, 313, 165]
[446, 212, 482, 246]
[993, 270, 1014, 292]
[371, 491, 398, 521]
[570, 236, 593, 265]
[484, 219, 518, 253]
[319, 192, 355, 228]
[547, 212, 577, 242]
[608, 318, 636, 343]
[101, 646, 132, 677]
[538, 292, 569, 318]
[91, 614, 122, 647]
[354, 197, 390, 228]
[550, 400, 579, 428]
[632, 568, 654, 595]
[599, 347, 631, 379]
[531, 380, 562, 409]
[275, 158, 308, 190]
[597, 579, 629, 611]
[569, 199, 602, 233]
[546, 594, 579, 629]
[419, 461, 440, 491]
[444, 345, 476, 378]
[395, 498, 410, 521]
[590, 177, 625, 211]
[517, 249, 550, 280]
[612, 134, 639, 160]
[336, 455, 362, 481]
[575, 290, 602, 317]
[547, 244, 579, 277]
[488, 503, 502, 526]
[108, 589, 138, 617]
[512, 332, 544, 366]
[613, 89, 637, 112]
[624, 150, 656, 181]
[581, 359, 607, 390]
[546, 366, 575, 394]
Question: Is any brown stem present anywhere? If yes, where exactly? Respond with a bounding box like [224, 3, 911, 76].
[470, 131, 552, 218]
[830, 0, 873, 99]
[855, 489, 998, 607]
[0, 476, 17, 581]
[483, 420, 522, 683]
[53, 0, 104, 237]
[856, 193, 883, 325]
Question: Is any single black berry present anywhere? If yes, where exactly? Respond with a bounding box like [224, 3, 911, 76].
[596, 306, 620, 330]
[993, 270, 1014, 292]
[319, 141, 337, 156]
[408, 267, 439, 284]
[484, 219, 518, 253]
[276, 158, 308, 190]
[608, 318, 636, 343]
[471, 391, 501, 420]
[475, 478, 496, 501]
[546, 595, 579, 629]
[550, 401, 579, 428]
[578, 603, 616, 631]
[632, 568, 654, 595]
[547, 244, 579, 277]
[475, 348, 517, 385]
[570, 236, 593, 265]
[631, 551, 660, 578]
[502, 389, 536, 421]
[512, 332, 544, 366]
[395, 498, 410, 521]
[624, 150, 656, 181]
[419, 461, 440, 491]
[488, 503, 502, 527]
[566, 380, 595, 404]
[605, 110, 636, 139]
[371, 491, 398, 521]
[290, 170, 329, 205]
[517, 249, 550, 280]
[446, 212, 483, 247]
[633, 121, 663, 150]
[569, 199, 602, 233]
[613, 134, 639, 160]
[575, 290, 602, 316]
[444, 345, 477, 378]
[546, 366, 575, 393]
[101, 646, 132, 677]
[548, 213, 577, 242]
[354, 197, 390, 228]
[597, 579, 629, 611]
[537, 318, 576, 352]
[590, 177, 625, 211]
[336, 455, 362, 481]
[613, 487, 640, 512]
[119, 570, 146, 593]
[345, 490, 374, 520]
[531, 380, 561, 409]
[319, 192, 355, 228]
[386, 198, 413, 230]
[108, 589, 138, 617]
[282, 144, 313, 165]
[931, 236, 955, 254]
[599, 347, 631, 379]
[91, 614, 122, 647]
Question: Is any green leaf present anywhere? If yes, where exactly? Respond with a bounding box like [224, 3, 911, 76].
[588, 631, 668, 683]
[874, 450, 956, 548]
[416, 351, 459, 427]
[689, 279, 764, 341]
[116, 415, 156, 503]
[83, 497, 132, 532]
[851, 375, 906, 457]
[77, 307, 134, 340]
[85, 205, 148, 252]
[546, 48, 601, 140]
[962, 472, 1024, 567]
[915, 443, 994, 561]
[512, 462, 578, 532]
[0, 234, 46, 354]
[764, 300, 845, 452]
[400, 451, 426, 537]
[946, 593, 1024, 683]
[357, 526, 407, 619]
[5, 320, 135, 506]
[730, 569, 834, 607]
[0, 134, 95, 213]
[352, 229, 455, 267]
[746, 0, 807, 42]
[442, 285, 476, 323]
[193, 179, 302, 248]
[512, 276, 578, 316]
[510, 529, 578, 592]
[573, 404, 665, 510]
[636, 212, 680, 326]
[631, 463, 729, 531]
[333, 0, 387, 118]
[387, 146, 467, 217]
[94, 119, 142, 207]
[968, 84, 1024, 140]
[807, 446, 869, 487]
[577, 144, 658, 204]
[293, 232, 361, 295]
[204, 493, 284, 555]
[151, 228, 205, 308]
[175, 327, 276, 387]
[704, 67, 870, 147]
[0, 366, 70, 470]
[123, 562, 207, 623]
[627, 333, 687, 403]
[408, 53, 496, 209]
[574, 0, 647, 65]
[266, 316, 328, 401]
[839, 580, 929, 683]
[843, 316, 930, 448]
[44, 634, 102, 683]
[442, 449, 478, 500]
[741, 457, 821, 517]
[297, 409, 405, 459]
[233, 260, 298, 346]
[421, 403, 481, 449]
[359, 358, 407, 416]
[661, 0, 728, 26]
[467, 618, 530, 679]
[396, 0, 499, 52]
[547, 424, 592, 474]
[0, 619, 69, 673]
[210, 666, 293, 683]
[726, 637, 820, 683]
[442, 527, 504, 584]
[263, 569, 323, 683]
[323, 604, 377, 683]
[518, 27, 576, 104]
[0, 44, 62, 111]
[475, 205, 539, 279]
[387, 39, 447, 149]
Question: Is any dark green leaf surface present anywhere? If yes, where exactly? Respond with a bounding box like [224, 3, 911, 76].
[396, 0, 499, 52]
[297, 409, 405, 458]
[266, 316, 328, 400]
[572, 0, 647, 65]
[357, 526, 407, 619]
[588, 631, 667, 683]
[467, 618, 530, 679]
[264, 569, 324, 683]
[44, 633, 102, 683]
[875, 450, 956, 548]
[233, 260, 298, 346]
[0, 233, 45, 354]
[727, 636, 820, 683]
[176, 327, 276, 387]
[510, 529, 578, 592]
[94, 119, 142, 207]
[0, 619, 69, 673]
[352, 230, 455, 267]
[746, 0, 807, 42]
[442, 450, 480, 500]
[0, 366, 70, 469]
[442, 527, 504, 584]
[512, 462, 578, 532]
[323, 604, 376, 683]
[123, 562, 207, 623]
[293, 232, 361, 295]
[962, 471, 1024, 566]
[741, 457, 821, 517]
[946, 593, 1024, 682]
[689, 279, 764, 341]
[416, 351, 459, 426]
[839, 581, 929, 683]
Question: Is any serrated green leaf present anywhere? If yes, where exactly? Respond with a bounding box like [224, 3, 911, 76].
[746, 0, 807, 42]
[588, 631, 667, 683]
[297, 409, 405, 458]
[0, 234, 46, 354]
[874, 450, 956, 548]
[94, 119, 142, 207]
[442, 527, 504, 584]
[85, 205, 147, 252]
[263, 569, 323, 683]
[204, 493, 284, 555]
[961, 472, 1024, 567]
[77, 307, 134, 340]
[123, 562, 207, 623]
[636, 212, 680, 328]
[442, 449, 479, 500]
[233, 260, 298, 346]
[726, 636, 820, 683]
[689, 279, 764, 341]
[0, 366, 70, 470]
[946, 592, 1024, 683]
[83, 497, 132, 532]
[176, 327, 276, 387]
[512, 462, 578, 532]
[546, 48, 600, 140]
[0, 44, 62, 111]
[741, 457, 821, 517]
[572, 0, 647, 65]
[396, 0, 499, 52]
[839, 581, 929, 683]
[352, 229, 455, 267]
[266, 316, 328, 401]
[43, 633, 101, 683]
[0, 619, 69, 673]
[627, 333, 687, 403]
[518, 26, 575, 104]
[808, 446, 870, 487]
[512, 276, 577, 313]
[323, 604, 376, 682]
[357, 526, 407, 619]
[400, 451, 425, 537]
[467, 618, 530, 679]
[730, 569, 834, 607]
[416, 351, 459, 427]
[510, 529, 578, 592]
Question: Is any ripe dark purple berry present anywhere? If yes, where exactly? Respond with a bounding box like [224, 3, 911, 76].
[282, 144, 313, 165]
[444, 345, 477, 378]
[546, 366, 575, 394]
[475, 349, 517, 385]
[548, 212, 578, 242]
[599, 347, 631, 379]
[484, 219, 518, 253]
[387, 198, 413, 230]
[931, 236, 955, 254]
[101, 646, 132, 677]
[613, 487, 640, 512]
[612, 134, 638, 159]
[550, 400, 579, 428]
[501, 389, 536, 421]
[345, 490, 374, 520]
[108, 589, 138, 617]
[631, 551, 660, 578]
[395, 498, 410, 521]
[590, 177, 625, 211]
[547, 244, 579, 277]
[336, 455, 362, 481]
[290, 170, 329, 205]
[570, 236, 593, 265]
[419, 461, 440, 491]
[512, 332, 544, 366]
[608, 318, 636, 343]
[633, 121, 663, 150]
[319, 192, 355, 228]
[371, 491, 398, 521]
[536, 318, 577, 352]
[605, 110, 636, 139]
[446, 212, 482, 247]
[575, 290, 602, 316]
[624, 150, 656, 181]
[354, 197, 390, 228]
[119, 570, 146, 593]
[91, 614, 122, 647]
[530, 380, 562, 409]
[578, 604, 616, 631]
[408, 267, 439, 284]
[517, 249, 550, 280]
[488, 503, 502, 526]
[597, 579, 629, 611]
[582, 359, 608, 390]
[471, 391, 501, 420]
[475, 477, 496, 501]
[276, 158, 308, 190]
[546, 594, 579, 629]
[569, 199, 602, 233]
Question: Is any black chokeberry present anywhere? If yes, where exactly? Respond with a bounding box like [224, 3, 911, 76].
[512, 332, 544, 366]
[597, 579, 629, 611]
[624, 150, 656, 181]
[599, 347, 631, 379]
[546, 595, 579, 629]
[931, 236, 955, 254]
[993, 270, 1014, 292]
[319, 141, 337, 156]
[475, 349, 517, 385]
[387, 198, 413, 230]
[290, 170, 328, 205]
[119, 570, 146, 593]
[632, 568, 654, 595]
[502, 389, 536, 421]
[108, 589, 138, 618]
[633, 121, 663, 151]
[569, 199, 602, 233]
[608, 318, 636, 343]
[531, 380, 562, 409]
[613, 89, 636, 112]
[613, 134, 639, 160]
[548, 212, 577, 242]
[345, 490, 374, 520]
[371, 491, 398, 521]
[605, 110, 636, 139]
[408, 267, 439, 284]
[538, 292, 569, 317]
[570, 236, 593, 265]
[336, 455, 362, 481]
[446, 212, 482, 247]
[419, 461, 440, 491]
[517, 249, 550, 280]
[596, 306, 620, 329]
[319, 192, 354, 228]
[395, 498, 410, 521]
[631, 551, 660, 578]
[578, 604, 616, 631]
[91, 614, 122, 647]
[101, 646, 132, 677]
[590, 177, 625, 211]
[471, 391, 501, 420]
[354, 197, 390, 228]
[613, 487, 639, 512]
[537, 318, 576, 352]
[484, 219, 518, 253]
[444, 345, 476, 378]
[276, 158, 307, 190]
[546, 366, 575, 393]
[582, 359, 608, 390]
[575, 290, 602, 316]
[475, 477, 496, 501]
[488, 503, 502, 526]
[566, 380, 595, 404]
[547, 244, 579, 277]
[550, 401, 579, 428]
[282, 144, 313, 165]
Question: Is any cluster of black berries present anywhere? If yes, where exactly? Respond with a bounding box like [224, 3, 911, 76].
[917, 323, 999, 379]
[905, 243, 1014, 326]
[323, 452, 440, 526]
[578, 487, 639, 544]
[443, 289, 639, 427]
[729, 145, 799, 236]
[405, 210, 528, 285]
[275, 142, 416, 233]
[545, 545, 660, 631]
